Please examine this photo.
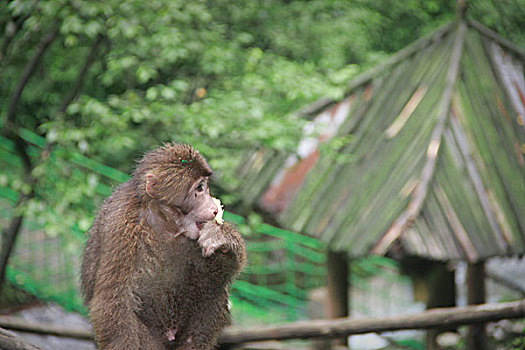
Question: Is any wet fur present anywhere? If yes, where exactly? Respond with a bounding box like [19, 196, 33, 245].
[81, 144, 245, 349]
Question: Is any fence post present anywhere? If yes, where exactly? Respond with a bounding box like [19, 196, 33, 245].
[466, 261, 487, 350]
[327, 250, 349, 348]
[425, 262, 456, 350]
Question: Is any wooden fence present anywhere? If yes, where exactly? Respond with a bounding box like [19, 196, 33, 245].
[0, 299, 524, 347]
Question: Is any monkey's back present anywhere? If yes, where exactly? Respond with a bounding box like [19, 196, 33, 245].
[81, 181, 140, 305]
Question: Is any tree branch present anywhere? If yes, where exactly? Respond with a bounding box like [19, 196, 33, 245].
[58, 33, 104, 114]
[0, 26, 60, 286]
[0, 13, 31, 63]
[5, 24, 59, 127]
[0, 213, 24, 287]
[0, 316, 92, 341]
[0, 139, 35, 287]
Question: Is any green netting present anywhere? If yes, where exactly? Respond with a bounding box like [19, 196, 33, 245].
[0, 129, 404, 324]
[0, 129, 328, 323]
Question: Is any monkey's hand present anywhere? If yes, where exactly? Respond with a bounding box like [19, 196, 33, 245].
[197, 222, 231, 257]
[198, 222, 247, 275]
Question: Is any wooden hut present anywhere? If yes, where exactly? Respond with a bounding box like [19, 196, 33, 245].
[234, 12, 525, 350]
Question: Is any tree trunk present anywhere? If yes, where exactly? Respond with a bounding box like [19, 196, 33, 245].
[0, 213, 24, 287]
[1, 25, 59, 288]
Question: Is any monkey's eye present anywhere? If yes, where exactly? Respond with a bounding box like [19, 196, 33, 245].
[196, 182, 206, 193]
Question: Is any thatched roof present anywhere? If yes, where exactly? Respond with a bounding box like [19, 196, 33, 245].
[235, 19, 525, 262]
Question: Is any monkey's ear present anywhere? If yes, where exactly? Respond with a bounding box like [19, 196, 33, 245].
[146, 173, 156, 197]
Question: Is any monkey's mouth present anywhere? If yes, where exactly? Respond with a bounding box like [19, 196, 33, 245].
[196, 222, 206, 230]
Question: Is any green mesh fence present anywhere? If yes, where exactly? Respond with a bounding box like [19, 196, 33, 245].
[0, 130, 327, 323]
[225, 211, 326, 324]
[0, 129, 407, 325]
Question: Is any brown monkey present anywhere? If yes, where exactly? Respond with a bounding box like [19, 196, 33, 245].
[80, 143, 245, 349]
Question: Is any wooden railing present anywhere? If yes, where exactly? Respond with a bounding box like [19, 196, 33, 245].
[0, 299, 524, 346]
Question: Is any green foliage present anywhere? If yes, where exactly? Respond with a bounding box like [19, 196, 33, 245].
[469, 0, 525, 48]
[2, 0, 522, 182]
[1, 1, 455, 166]
[510, 336, 525, 350]
[385, 337, 424, 350]
[502, 321, 525, 350]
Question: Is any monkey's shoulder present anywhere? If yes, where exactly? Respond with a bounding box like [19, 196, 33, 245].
[96, 182, 139, 216]
[88, 182, 143, 242]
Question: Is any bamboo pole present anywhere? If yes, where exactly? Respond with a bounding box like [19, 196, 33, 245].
[449, 115, 509, 253]
[468, 19, 525, 61]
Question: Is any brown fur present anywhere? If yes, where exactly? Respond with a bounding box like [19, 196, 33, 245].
[80, 144, 245, 350]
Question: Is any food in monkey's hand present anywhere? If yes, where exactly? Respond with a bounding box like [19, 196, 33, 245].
[212, 197, 224, 225]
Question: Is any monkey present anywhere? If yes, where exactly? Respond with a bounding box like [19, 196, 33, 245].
[80, 143, 246, 349]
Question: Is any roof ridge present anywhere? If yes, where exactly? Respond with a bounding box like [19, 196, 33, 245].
[468, 19, 525, 62]
[448, 115, 510, 255]
[296, 22, 453, 119]
[371, 22, 468, 256]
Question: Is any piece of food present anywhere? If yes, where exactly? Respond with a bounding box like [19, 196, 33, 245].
[212, 197, 224, 225]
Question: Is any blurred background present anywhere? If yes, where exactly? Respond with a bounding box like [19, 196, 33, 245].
[1, 0, 525, 349]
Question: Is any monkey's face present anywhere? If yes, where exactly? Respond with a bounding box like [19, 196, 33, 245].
[145, 174, 218, 240]
[139, 143, 218, 239]
[178, 176, 218, 240]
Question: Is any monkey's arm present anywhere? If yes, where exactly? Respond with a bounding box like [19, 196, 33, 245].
[80, 229, 102, 304]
